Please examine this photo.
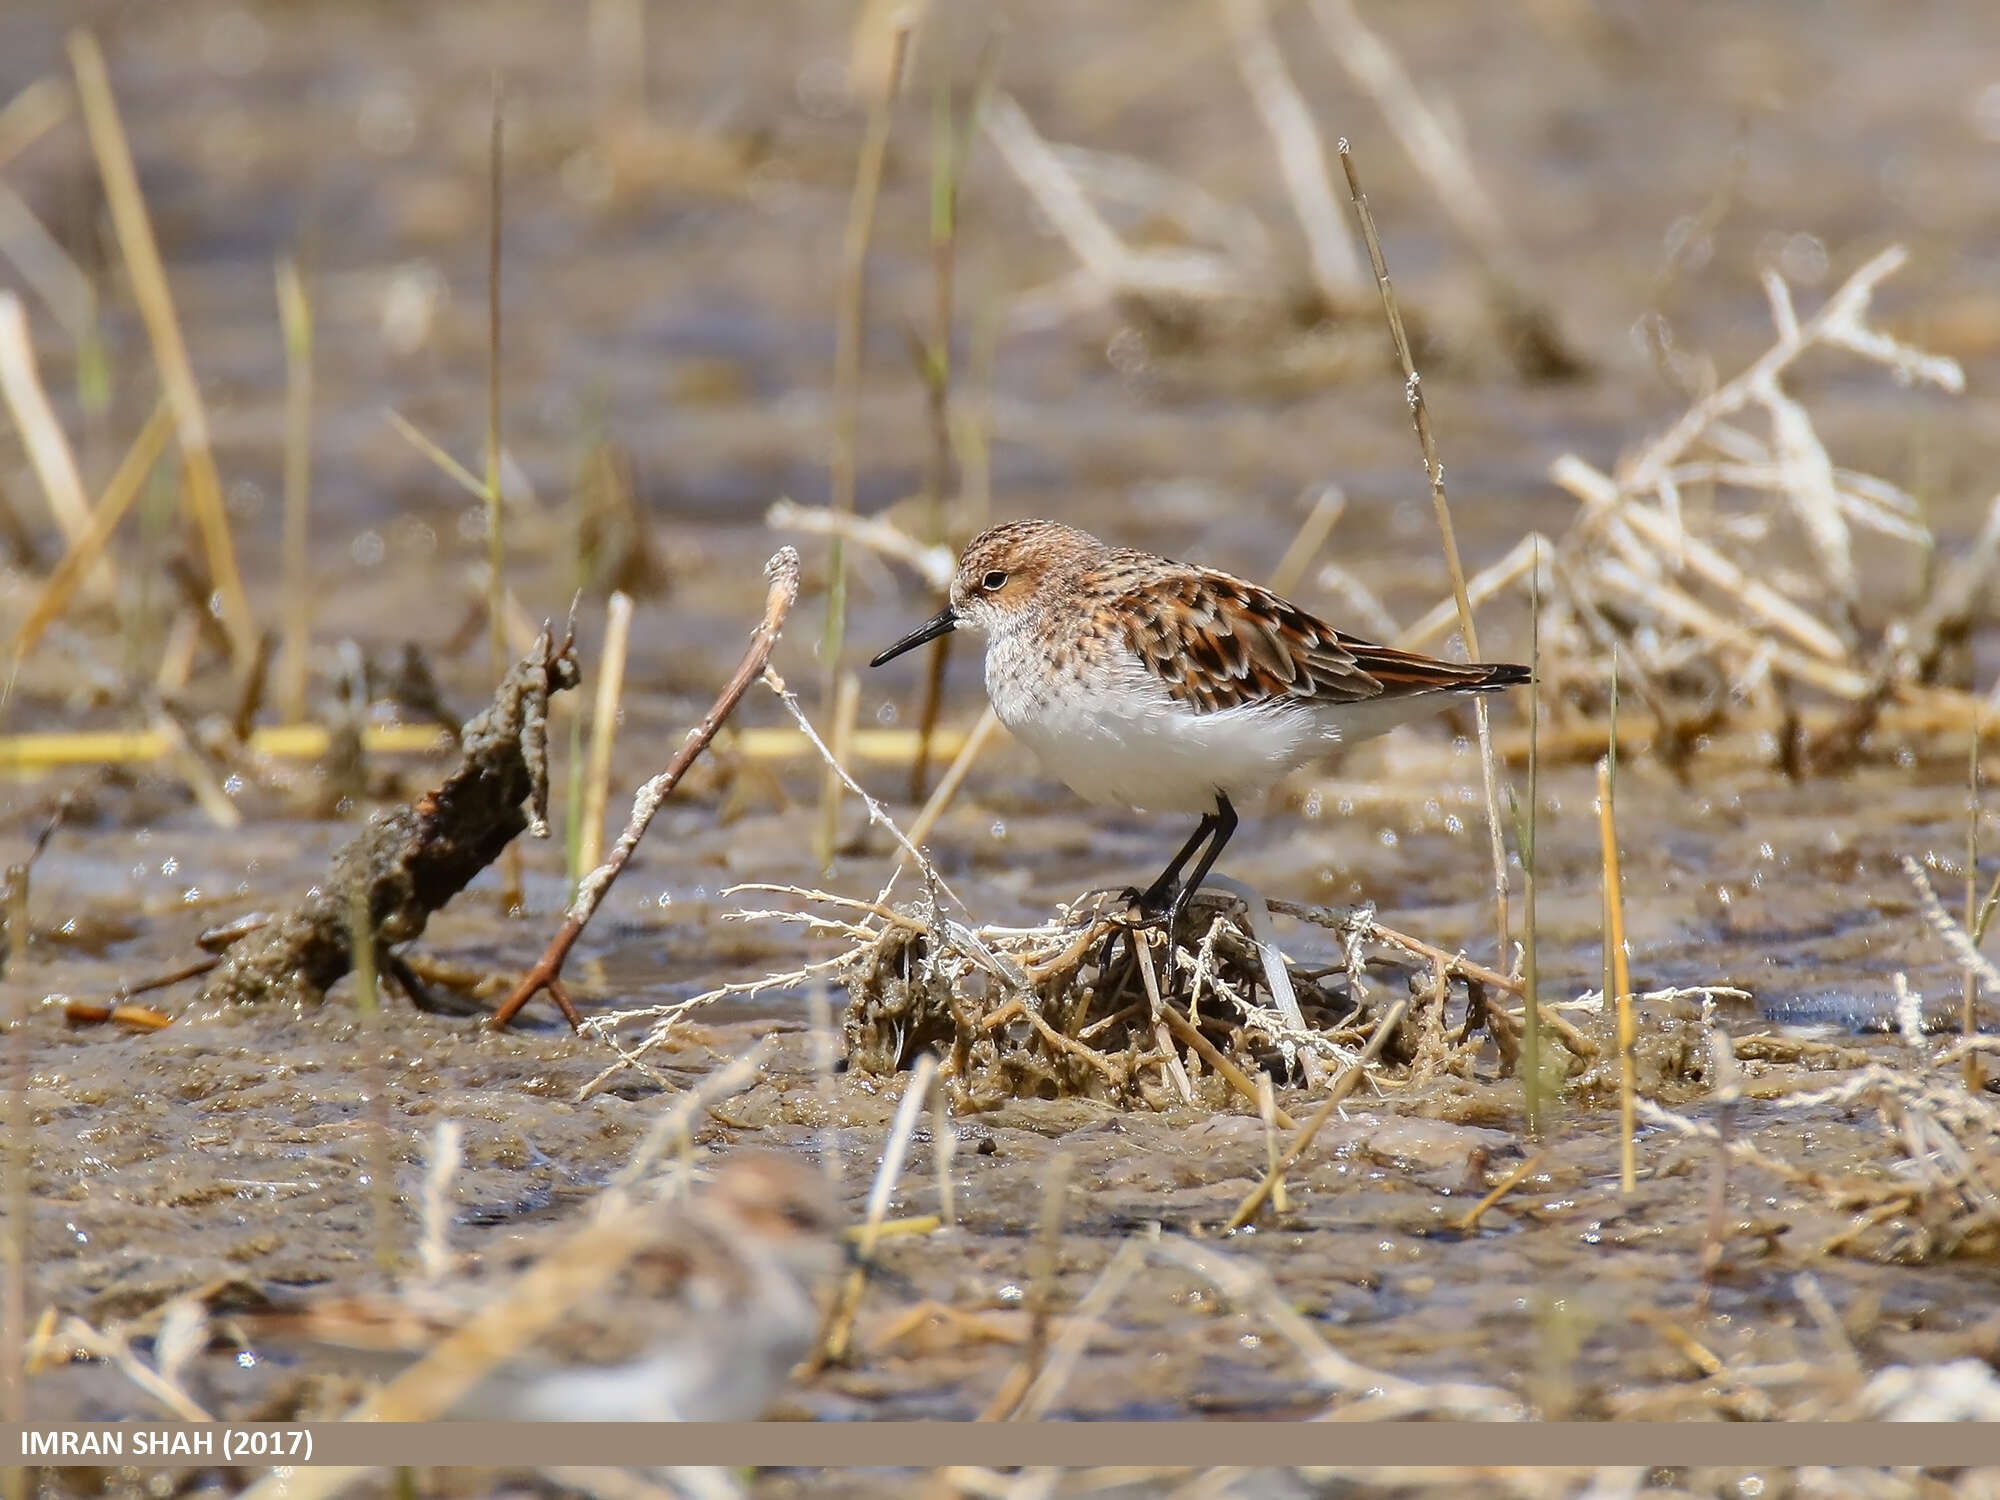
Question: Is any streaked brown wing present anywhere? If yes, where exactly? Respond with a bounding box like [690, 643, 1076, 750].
[1116, 567, 1507, 714]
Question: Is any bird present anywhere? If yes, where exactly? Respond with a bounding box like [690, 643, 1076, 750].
[240, 1150, 842, 1422]
[870, 518, 1530, 928]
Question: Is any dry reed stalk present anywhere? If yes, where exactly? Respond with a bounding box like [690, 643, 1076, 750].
[1967, 725, 1984, 1094]
[1450, 1152, 1544, 1233]
[350, 878, 396, 1277]
[490, 549, 802, 1029]
[1519, 550, 1543, 1134]
[0, 184, 97, 366]
[68, 31, 256, 669]
[1266, 484, 1345, 598]
[577, 591, 634, 875]
[276, 258, 314, 724]
[1597, 756, 1635, 1189]
[982, 1150, 1074, 1419]
[984, 93, 1246, 304]
[819, 16, 912, 874]
[828, 668, 863, 845]
[1308, 0, 1578, 377]
[152, 709, 241, 828]
[1147, 1236, 1520, 1419]
[818, 1052, 938, 1367]
[386, 410, 488, 501]
[9, 398, 171, 664]
[1337, 140, 1511, 969]
[1162, 1004, 1295, 1128]
[417, 1120, 464, 1285]
[586, 0, 646, 145]
[484, 80, 519, 915]
[769, 498, 956, 588]
[1013, 1233, 1150, 1420]
[0, 293, 105, 581]
[1255, 1073, 1289, 1211]
[901, 704, 1003, 857]
[2, 866, 27, 1437]
[1218, 0, 1365, 307]
[1225, 992, 1410, 1229]
[0, 78, 70, 172]
[932, 1083, 956, 1230]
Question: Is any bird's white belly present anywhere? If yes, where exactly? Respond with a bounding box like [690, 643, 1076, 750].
[987, 646, 1328, 813]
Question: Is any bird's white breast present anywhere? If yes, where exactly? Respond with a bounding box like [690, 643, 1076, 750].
[982, 630, 1336, 814]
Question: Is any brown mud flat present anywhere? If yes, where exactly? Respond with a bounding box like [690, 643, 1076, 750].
[4, 0, 2000, 1479]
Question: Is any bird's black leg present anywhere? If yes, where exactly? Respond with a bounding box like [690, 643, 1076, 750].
[1133, 811, 1217, 917]
[1167, 793, 1238, 936]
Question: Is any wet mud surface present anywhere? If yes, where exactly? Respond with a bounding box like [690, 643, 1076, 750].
[6, 0, 2000, 1448]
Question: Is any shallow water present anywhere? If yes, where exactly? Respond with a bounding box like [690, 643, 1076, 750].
[6, 0, 2000, 1451]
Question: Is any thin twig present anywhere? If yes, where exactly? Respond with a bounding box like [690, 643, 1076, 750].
[490, 549, 802, 1028]
[820, 15, 912, 873]
[69, 31, 256, 669]
[578, 591, 634, 876]
[1337, 140, 1510, 970]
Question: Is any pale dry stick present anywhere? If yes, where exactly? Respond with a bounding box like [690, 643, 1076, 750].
[1450, 1151, 1545, 1233]
[152, 710, 240, 828]
[1225, 992, 1410, 1230]
[764, 667, 973, 918]
[489, 548, 801, 1029]
[1309, 0, 1576, 376]
[828, 668, 863, 840]
[1266, 484, 1346, 599]
[1315, 559, 1402, 643]
[1553, 455, 1851, 666]
[1147, 1235, 1520, 1418]
[0, 292, 104, 574]
[1902, 855, 2000, 993]
[385, 409, 488, 502]
[483, 81, 520, 915]
[768, 498, 955, 588]
[1255, 1073, 1289, 1213]
[276, 258, 313, 725]
[56, 1317, 212, 1423]
[982, 1151, 1075, 1419]
[1597, 758, 1636, 1192]
[1623, 246, 1960, 500]
[586, 0, 646, 143]
[1014, 1233, 1152, 1420]
[820, 15, 913, 875]
[1395, 532, 1542, 653]
[1160, 1005, 1295, 1129]
[1968, 722, 1985, 1094]
[9, 398, 171, 664]
[606, 1037, 777, 1189]
[933, 1084, 956, 1230]
[0, 78, 70, 172]
[1588, 552, 1873, 700]
[69, 31, 256, 668]
[0, 184, 97, 347]
[1218, 0, 1366, 307]
[818, 1052, 939, 1367]
[417, 1120, 464, 1285]
[1338, 141, 1510, 968]
[808, 979, 842, 1198]
[1132, 932, 1196, 1103]
[983, 93, 1246, 303]
[577, 591, 634, 875]
[901, 704, 1004, 859]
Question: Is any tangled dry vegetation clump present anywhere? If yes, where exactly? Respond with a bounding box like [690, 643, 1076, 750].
[585, 878, 1720, 1118]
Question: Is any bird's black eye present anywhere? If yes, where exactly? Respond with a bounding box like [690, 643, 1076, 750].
[981, 569, 1009, 591]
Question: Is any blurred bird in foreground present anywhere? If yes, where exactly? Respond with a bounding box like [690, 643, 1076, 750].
[245, 1150, 841, 1421]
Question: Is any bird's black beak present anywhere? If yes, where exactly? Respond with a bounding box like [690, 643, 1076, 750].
[868, 606, 958, 667]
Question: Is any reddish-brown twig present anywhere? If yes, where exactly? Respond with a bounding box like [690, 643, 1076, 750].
[490, 548, 802, 1029]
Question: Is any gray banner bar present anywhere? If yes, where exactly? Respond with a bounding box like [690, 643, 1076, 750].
[8, 1423, 2000, 1470]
